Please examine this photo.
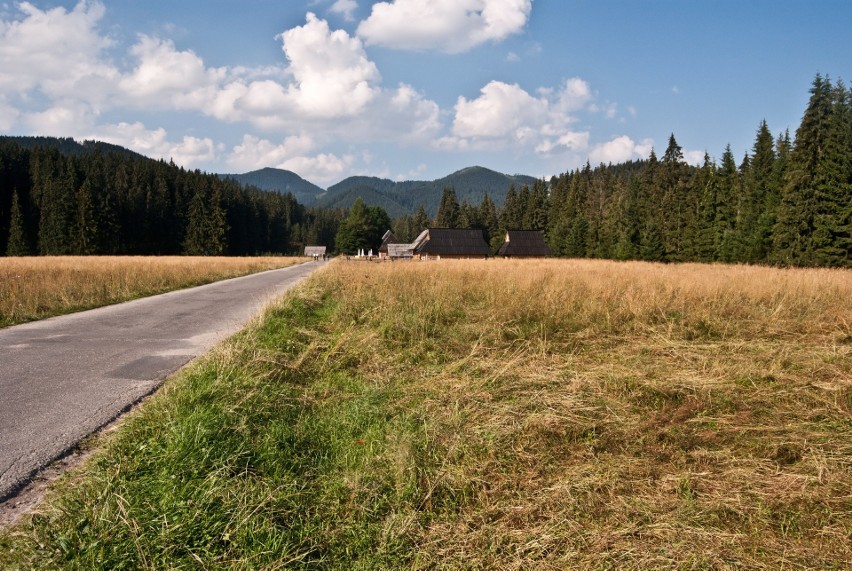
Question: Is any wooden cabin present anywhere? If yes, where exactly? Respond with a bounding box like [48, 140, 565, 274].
[387, 243, 415, 260]
[412, 228, 490, 259]
[304, 245, 327, 260]
[497, 230, 551, 258]
[378, 230, 398, 260]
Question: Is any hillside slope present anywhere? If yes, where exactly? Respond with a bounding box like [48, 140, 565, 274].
[318, 166, 539, 216]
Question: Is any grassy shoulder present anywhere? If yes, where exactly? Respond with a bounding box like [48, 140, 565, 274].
[0, 256, 304, 327]
[1, 259, 850, 569]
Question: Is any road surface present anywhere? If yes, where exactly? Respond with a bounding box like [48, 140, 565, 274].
[0, 261, 324, 502]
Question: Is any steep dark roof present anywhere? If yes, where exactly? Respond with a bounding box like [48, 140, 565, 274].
[413, 228, 489, 257]
[379, 230, 398, 253]
[497, 230, 551, 257]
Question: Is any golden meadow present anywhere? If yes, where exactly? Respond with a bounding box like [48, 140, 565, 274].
[0, 256, 301, 327]
[1, 258, 850, 568]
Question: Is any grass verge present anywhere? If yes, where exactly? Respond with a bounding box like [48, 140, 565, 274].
[0, 256, 303, 327]
[0, 259, 850, 569]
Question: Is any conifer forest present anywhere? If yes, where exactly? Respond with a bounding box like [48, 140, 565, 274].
[1, 74, 850, 266]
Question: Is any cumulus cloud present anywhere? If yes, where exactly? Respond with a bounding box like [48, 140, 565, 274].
[119, 35, 226, 108]
[684, 149, 707, 166]
[89, 121, 218, 167]
[357, 0, 532, 53]
[23, 102, 96, 135]
[226, 134, 353, 184]
[0, 1, 117, 100]
[280, 12, 380, 117]
[448, 79, 592, 156]
[330, 0, 358, 21]
[588, 135, 654, 165]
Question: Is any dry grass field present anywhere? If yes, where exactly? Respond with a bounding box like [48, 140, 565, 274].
[0, 256, 303, 327]
[314, 259, 852, 568]
[1, 258, 849, 569]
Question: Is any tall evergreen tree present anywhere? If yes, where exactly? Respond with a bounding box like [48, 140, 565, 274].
[6, 188, 32, 255]
[736, 120, 778, 262]
[37, 160, 76, 255]
[434, 186, 460, 228]
[412, 204, 431, 233]
[773, 74, 832, 265]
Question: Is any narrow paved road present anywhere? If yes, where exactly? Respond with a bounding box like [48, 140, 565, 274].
[0, 261, 324, 501]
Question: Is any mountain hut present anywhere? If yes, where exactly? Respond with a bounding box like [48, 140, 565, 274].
[411, 228, 490, 260]
[496, 230, 551, 258]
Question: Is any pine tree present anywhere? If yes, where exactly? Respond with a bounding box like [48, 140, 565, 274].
[501, 184, 523, 230]
[183, 185, 228, 255]
[478, 193, 501, 253]
[736, 120, 777, 263]
[773, 74, 832, 265]
[715, 145, 739, 262]
[73, 178, 98, 254]
[693, 153, 718, 262]
[810, 80, 852, 266]
[434, 186, 460, 228]
[412, 204, 431, 233]
[38, 160, 76, 255]
[6, 188, 32, 255]
[658, 134, 691, 261]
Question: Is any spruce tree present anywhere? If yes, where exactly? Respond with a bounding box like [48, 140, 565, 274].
[773, 74, 832, 265]
[412, 204, 431, 233]
[715, 145, 739, 262]
[501, 184, 523, 230]
[6, 188, 32, 255]
[434, 186, 460, 228]
[736, 120, 777, 263]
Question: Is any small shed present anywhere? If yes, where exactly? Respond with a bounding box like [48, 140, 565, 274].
[497, 230, 551, 258]
[304, 245, 327, 260]
[412, 228, 490, 259]
[387, 243, 415, 259]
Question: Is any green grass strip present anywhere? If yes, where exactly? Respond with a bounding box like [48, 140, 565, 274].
[0, 285, 426, 570]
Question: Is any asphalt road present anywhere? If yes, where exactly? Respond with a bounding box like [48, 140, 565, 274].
[0, 261, 324, 502]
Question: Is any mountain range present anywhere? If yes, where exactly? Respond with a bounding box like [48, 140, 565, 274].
[226, 166, 539, 217]
[1, 136, 538, 218]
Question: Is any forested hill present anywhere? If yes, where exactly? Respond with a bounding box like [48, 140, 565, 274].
[220, 167, 324, 206]
[0, 136, 146, 160]
[316, 166, 538, 216]
[0, 137, 314, 256]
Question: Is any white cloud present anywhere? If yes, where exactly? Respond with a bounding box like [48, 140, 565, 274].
[556, 77, 592, 112]
[227, 134, 316, 171]
[279, 12, 379, 118]
[279, 153, 354, 185]
[0, 1, 117, 100]
[225, 134, 353, 184]
[357, 0, 532, 53]
[589, 135, 654, 165]
[684, 149, 706, 166]
[453, 81, 547, 140]
[330, 0, 358, 21]
[23, 102, 95, 135]
[448, 79, 595, 157]
[119, 35, 225, 108]
[88, 122, 217, 168]
[0, 98, 20, 130]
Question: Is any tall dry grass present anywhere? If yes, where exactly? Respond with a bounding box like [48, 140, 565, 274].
[0, 256, 302, 327]
[310, 258, 852, 569]
[1, 258, 849, 569]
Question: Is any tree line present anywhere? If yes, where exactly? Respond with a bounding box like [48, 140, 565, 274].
[2, 74, 849, 266]
[389, 74, 850, 267]
[0, 140, 344, 256]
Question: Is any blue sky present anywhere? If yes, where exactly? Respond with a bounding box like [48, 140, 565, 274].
[0, 1, 849, 187]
